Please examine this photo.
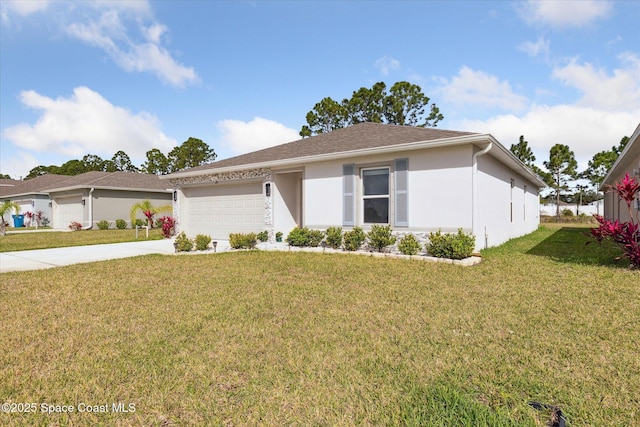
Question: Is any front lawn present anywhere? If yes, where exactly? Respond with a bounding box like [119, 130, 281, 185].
[1, 226, 638, 426]
[0, 228, 163, 252]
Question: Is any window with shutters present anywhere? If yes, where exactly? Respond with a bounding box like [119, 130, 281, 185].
[362, 167, 390, 224]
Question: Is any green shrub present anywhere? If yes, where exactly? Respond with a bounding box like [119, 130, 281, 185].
[286, 227, 309, 246]
[306, 229, 324, 247]
[325, 226, 343, 249]
[275, 231, 283, 242]
[96, 220, 110, 230]
[115, 219, 127, 229]
[286, 227, 324, 247]
[194, 234, 212, 251]
[425, 228, 475, 260]
[561, 208, 574, 217]
[343, 226, 366, 251]
[256, 230, 269, 242]
[174, 232, 193, 252]
[367, 224, 396, 252]
[229, 233, 257, 249]
[134, 219, 146, 228]
[398, 234, 421, 255]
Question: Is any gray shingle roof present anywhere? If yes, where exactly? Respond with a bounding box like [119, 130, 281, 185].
[1, 172, 170, 197]
[173, 123, 478, 175]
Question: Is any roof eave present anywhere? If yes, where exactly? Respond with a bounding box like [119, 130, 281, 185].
[599, 123, 640, 191]
[47, 185, 173, 193]
[164, 134, 491, 180]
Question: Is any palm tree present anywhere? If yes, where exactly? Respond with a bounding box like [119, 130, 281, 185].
[129, 199, 172, 228]
[0, 201, 21, 236]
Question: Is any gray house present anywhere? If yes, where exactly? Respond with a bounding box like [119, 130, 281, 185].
[1, 172, 172, 229]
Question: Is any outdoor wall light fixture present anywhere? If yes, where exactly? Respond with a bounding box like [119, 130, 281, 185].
[81, 199, 86, 206]
[173, 190, 177, 202]
[265, 183, 271, 197]
[48, 202, 52, 207]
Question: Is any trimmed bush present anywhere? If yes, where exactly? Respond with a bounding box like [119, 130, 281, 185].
[343, 226, 366, 251]
[425, 228, 475, 260]
[257, 230, 269, 242]
[306, 229, 324, 247]
[134, 219, 146, 228]
[174, 232, 193, 252]
[229, 233, 257, 249]
[195, 234, 212, 251]
[286, 227, 324, 247]
[115, 219, 127, 229]
[325, 226, 343, 249]
[367, 224, 396, 252]
[561, 208, 574, 217]
[96, 220, 110, 230]
[398, 234, 421, 255]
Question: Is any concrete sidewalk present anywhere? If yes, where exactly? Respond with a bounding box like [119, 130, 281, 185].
[0, 240, 178, 273]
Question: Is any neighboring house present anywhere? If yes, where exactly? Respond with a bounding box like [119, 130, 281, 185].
[1, 172, 172, 229]
[164, 123, 545, 250]
[0, 174, 70, 226]
[601, 123, 640, 222]
[45, 171, 172, 229]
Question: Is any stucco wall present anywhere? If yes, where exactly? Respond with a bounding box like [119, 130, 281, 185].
[476, 153, 540, 249]
[273, 171, 302, 236]
[303, 145, 474, 232]
[92, 189, 172, 227]
[603, 151, 640, 223]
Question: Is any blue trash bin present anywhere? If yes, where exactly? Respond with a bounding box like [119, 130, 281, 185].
[12, 214, 25, 227]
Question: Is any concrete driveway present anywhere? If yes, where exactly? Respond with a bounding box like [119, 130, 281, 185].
[0, 239, 178, 273]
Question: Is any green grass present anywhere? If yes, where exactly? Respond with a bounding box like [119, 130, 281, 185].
[0, 228, 163, 252]
[1, 225, 638, 426]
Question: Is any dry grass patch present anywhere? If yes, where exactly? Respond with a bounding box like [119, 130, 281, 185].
[1, 226, 638, 425]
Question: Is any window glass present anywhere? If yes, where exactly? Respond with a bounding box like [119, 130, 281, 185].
[363, 169, 389, 196]
[364, 198, 389, 223]
[362, 168, 389, 223]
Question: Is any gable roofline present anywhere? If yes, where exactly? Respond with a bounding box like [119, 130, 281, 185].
[164, 129, 545, 188]
[600, 122, 640, 190]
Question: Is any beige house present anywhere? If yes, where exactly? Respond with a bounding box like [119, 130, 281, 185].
[601, 123, 640, 222]
[2, 172, 172, 229]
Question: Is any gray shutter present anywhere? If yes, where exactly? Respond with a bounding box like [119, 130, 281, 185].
[394, 158, 408, 227]
[343, 164, 355, 226]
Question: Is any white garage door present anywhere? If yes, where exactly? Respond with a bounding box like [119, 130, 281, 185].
[183, 183, 264, 239]
[54, 195, 83, 229]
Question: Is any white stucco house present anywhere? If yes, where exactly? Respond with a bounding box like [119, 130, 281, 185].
[163, 123, 545, 250]
[601, 123, 640, 222]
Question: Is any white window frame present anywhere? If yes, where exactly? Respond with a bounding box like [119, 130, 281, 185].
[361, 166, 390, 224]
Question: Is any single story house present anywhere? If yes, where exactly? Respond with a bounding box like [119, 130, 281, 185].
[601, 122, 640, 222]
[1, 172, 172, 229]
[164, 123, 545, 251]
[0, 174, 70, 226]
[45, 171, 172, 229]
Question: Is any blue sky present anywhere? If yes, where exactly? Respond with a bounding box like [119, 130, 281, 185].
[1, 0, 639, 180]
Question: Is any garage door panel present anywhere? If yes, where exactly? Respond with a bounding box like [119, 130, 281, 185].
[183, 183, 264, 239]
[54, 196, 83, 229]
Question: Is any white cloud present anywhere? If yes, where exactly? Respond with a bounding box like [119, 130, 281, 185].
[552, 53, 640, 111]
[0, 151, 40, 181]
[518, 36, 550, 58]
[1, 0, 50, 17]
[217, 117, 300, 156]
[2, 87, 176, 161]
[454, 105, 639, 169]
[519, 0, 612, 28]
[438, 66, 528, 111]
[375, 56, 400, 76]
[66, 8, 199, 87]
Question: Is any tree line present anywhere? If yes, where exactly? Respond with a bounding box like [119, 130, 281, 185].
[7, 80, 629, 212]
[23, 137, 216, 180]
[509, 135, 628, 216]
